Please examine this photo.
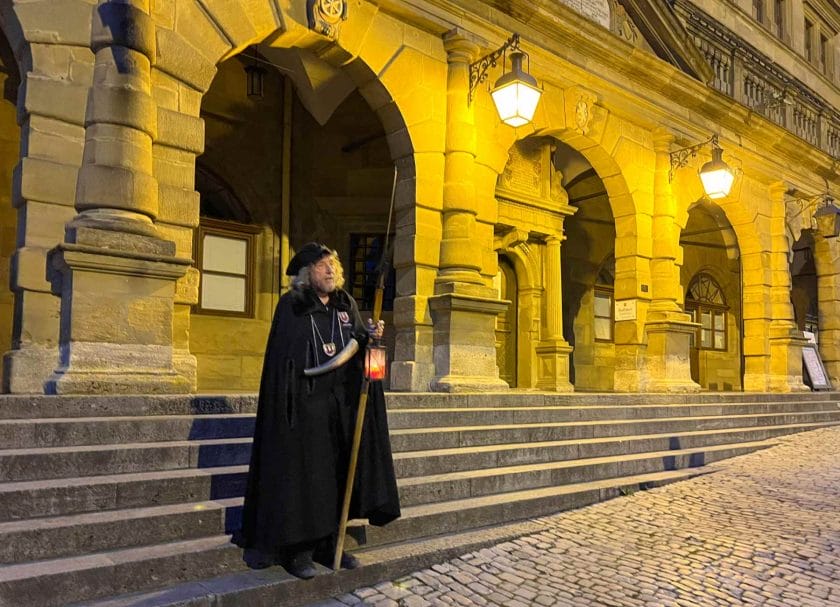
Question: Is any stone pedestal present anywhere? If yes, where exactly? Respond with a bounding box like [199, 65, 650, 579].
[644, 315, 701, 393]
[768, 322, 809, 392]
[429, 285, 510, 392]
[535, 340, 574, 391]
[46, 225, 192, 394]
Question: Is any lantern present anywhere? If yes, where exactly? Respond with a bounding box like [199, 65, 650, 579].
[365, 344, 387, 381]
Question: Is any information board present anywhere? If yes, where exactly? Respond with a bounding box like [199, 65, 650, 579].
[802, 344, 832, 391]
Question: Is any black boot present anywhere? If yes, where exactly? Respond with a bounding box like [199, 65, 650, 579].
[285, 549, 318, 580]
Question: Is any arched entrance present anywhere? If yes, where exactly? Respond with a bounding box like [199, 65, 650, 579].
[0, 28, 19, 392]
[560, 158, 616, 391]
[680, 203, 742, 390]
[790, 230, 818, 338]
[495, 256, 518, 387]
[188, 49, 399, 391]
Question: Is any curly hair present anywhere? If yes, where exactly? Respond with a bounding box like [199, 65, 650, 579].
[291, 249, 346, 291]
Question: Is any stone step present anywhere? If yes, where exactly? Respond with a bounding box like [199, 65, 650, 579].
[0, 395, 259, 420]
[0, 439, 774, 564]
[0, 421, 827, 522]
[0, 468, 710, 607]
[385, 400, 840, 429]
[388, 410, 840, 450]
[353, 441, 774, 549]
[0, 439, 252, 482]
[0, 414, 256, 449]
[0, 498, 242, 565]
[0, 535, 245, 607]
[2, 400, 836, 450]
[383, 391, 840, 410]
[2, 411, 837, 483]
[0, 392, 835, 420]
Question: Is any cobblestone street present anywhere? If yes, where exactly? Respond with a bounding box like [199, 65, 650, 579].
[313, 426, 840, 607]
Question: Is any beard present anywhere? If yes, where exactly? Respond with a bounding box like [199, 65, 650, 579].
[311, 274, 336, 295]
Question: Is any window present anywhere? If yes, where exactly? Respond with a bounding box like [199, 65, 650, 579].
[819, 34, 828, 71]
[594, 288, 614, 342]
[686, 273, 728, 351]
[753, 0, 764, 24]
[805, 19, 814, 62]
[593, 257, 615, 343]
[194, 218, 260, 317]
[774, 0, 784, 37]
[348, 234, 395, 311]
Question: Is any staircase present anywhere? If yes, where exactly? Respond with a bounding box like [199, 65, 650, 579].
[0, 392, 838, 607]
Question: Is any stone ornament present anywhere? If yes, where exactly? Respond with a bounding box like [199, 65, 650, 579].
[307, 0, 348, 38]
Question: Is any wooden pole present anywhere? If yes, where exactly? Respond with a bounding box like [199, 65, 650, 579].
[333, 169, 396, 570]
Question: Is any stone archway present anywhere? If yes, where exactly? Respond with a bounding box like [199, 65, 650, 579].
[474, 87, 664, 392]
[0, 0, 445, 393]
[0, 24, 20, 392]
[146, 0, 443, 393]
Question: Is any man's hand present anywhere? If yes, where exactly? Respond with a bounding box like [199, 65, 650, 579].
[367, 319, 385, 340]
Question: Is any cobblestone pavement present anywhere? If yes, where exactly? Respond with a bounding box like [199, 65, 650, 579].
[312, 427, 840, 607]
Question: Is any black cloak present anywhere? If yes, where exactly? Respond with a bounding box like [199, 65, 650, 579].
[237, 286, 400, 556]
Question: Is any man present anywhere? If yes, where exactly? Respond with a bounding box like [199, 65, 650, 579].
[237, 243, 400, 579]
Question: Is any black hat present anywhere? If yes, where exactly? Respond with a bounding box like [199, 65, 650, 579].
[286, 242, 332, 276]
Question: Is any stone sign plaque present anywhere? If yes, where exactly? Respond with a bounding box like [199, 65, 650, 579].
[614, 299, 636, 321]
[559, 0, 610, 29]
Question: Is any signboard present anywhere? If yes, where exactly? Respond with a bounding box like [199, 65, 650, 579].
[614, 299, 637, 321]
[558, 0, 611, 29]
[802, 344, 832, 391]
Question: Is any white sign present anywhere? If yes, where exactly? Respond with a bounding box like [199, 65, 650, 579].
[614, 299, 637, 321]
[558, 0, 611, 29]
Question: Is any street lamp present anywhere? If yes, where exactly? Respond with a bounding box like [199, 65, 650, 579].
[789, 189, 840, 238]
[669, 135, 735, 199]
[469, 34, 543, 127]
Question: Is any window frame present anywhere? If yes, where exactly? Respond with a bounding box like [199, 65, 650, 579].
[347, 233, 396, 312]
[193, 217, 261, 319]
[685, 273, 729, 352]
[593, 286, 615, 343]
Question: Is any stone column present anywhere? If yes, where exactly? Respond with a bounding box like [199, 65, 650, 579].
[644, 131, 699, 392]
[428, 30, 508, 392]
[536, 235, 573, 391]
[767, 182, 809, 391]
[46, 0, 192, 394]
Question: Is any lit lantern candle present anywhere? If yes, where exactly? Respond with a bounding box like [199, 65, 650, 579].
[365, 344, 387, 381]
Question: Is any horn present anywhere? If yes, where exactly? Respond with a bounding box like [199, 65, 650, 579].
[303, 338, 360, 377]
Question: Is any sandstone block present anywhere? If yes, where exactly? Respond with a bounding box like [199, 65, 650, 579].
[155, 28, 218, 93]
[15, 0, 93, 47]
[14, 156, 79, 208]
[22, 114, 85, 166]
[11, 246, 52, 293]
[23, 76, 89, 126]
[156, 109, 205, 154]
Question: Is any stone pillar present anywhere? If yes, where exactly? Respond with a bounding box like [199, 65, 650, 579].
[536, 235, 573, 391]
[812, 232, 840, 386]
[767, 182, 809, 391]
[46, 0, 192, 394]
[428, 30, 508, 392]
[644, 131, 699, 392]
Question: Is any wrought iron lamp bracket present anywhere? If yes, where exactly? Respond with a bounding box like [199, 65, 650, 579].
[668, 134, 718, 182]
[468, 33, 520, 105]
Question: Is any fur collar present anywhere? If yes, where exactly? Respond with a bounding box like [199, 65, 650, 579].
[290, 286, 353, 316]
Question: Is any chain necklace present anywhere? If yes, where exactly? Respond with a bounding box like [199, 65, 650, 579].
[310, 308, 337, 360]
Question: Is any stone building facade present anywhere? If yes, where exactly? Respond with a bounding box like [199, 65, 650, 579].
[0, 0, 837, 395]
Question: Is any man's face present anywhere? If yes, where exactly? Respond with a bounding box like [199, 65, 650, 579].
[310, 255, 336, 295]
